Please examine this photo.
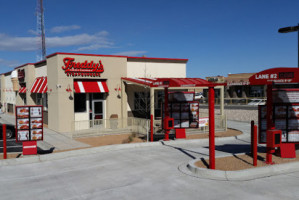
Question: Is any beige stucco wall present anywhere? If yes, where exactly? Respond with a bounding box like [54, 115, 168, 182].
[4, 73, 15, 105]
[47, 54, 128, 133]
[127, 61, 186, 78]
[15, 64, 36, 106]
[25, 65, 36, 105]
[35, 65, 47, 77]
[1, 74, 5, 108]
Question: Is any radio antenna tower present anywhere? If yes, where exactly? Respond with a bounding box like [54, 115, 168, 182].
[36, 0, 46, 61]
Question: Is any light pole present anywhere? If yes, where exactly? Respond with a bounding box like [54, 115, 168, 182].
[278, 24, 299, 67]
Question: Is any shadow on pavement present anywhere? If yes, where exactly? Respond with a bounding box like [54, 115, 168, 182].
[204, 144, 266, 154]
[161, 141, 208, 159]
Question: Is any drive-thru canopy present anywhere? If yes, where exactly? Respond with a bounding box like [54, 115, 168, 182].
[122, 77, 225, 169]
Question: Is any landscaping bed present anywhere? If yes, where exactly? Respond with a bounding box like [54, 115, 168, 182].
[195, 152, 299, 171]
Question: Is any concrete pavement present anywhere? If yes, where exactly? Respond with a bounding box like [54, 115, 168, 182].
[1, 112, 299, 195]
[0, 135, 299, 200]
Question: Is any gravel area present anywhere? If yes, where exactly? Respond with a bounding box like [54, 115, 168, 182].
[74, 128, 241, 147]
[195, 153, 299, 171]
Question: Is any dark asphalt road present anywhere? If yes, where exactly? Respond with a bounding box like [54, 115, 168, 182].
[0, 139, 22, 153]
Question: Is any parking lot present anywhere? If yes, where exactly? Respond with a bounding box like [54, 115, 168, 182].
[0, 138, 22, 153]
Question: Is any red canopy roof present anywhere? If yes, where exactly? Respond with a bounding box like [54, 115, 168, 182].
[121, 77, 224, 88]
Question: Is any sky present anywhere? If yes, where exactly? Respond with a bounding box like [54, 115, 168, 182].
[0, 0, 298, 78]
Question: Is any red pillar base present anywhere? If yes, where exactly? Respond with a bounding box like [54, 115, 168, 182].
[266, 148, 275, 165]
[164, 130, 170, 141]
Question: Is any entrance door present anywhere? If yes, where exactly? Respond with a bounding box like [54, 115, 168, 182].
[92, 100, 105, 127]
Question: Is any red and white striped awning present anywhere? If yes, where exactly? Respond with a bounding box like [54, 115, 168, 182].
[30, 77, 47, 93]
[19, 87, 26, 93]
[74, 80, 109, 93]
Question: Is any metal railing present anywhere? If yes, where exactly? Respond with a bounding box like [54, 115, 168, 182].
[197, 113, 227, 132]
[71, 117, 150, 139]
[199, 97, 266, 105]
[71, 114, 227, 139]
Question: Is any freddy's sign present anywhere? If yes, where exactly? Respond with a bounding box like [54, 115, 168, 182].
[62, 57, 104, 77]
[249, 67, 299, 85]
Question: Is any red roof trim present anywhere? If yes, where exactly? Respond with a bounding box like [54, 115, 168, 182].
[46, 52, 188, 62]
[47, 52, 128, 59]
[14, 63, 35, 70]
[127, 56, 188, 62]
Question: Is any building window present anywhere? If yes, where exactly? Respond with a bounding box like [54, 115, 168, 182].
[36, 94, 43, 105]
[43, 93, 48, 111]
[134, 92, 150, 111]
[36, 93, 48, 111]
[74, 93, 86, 112]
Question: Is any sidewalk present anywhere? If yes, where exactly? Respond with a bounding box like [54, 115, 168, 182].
[0, 113, 89, 151]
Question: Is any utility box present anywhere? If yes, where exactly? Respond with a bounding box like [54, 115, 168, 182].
[266, 129, 282, 148]
[164, 117, 174, 130]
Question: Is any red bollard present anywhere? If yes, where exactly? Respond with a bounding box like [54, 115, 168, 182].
[266, 148, 275, 164]
[251, 120, 254, 156]
[208, 87, 215, 170]
[253, 125, 258, 166]
[3, 124, 7, 159]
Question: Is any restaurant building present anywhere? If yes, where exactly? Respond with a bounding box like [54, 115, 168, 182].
[0, 52, 188, 133]
[205, 73, 267, 100]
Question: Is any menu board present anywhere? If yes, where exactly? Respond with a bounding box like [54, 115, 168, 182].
[259, 104, 299, 143]
[198, 117, 209, 127]
[164, 101, 199, 129]
[16, 106, 43, 142]
[169, 92, 194, 102]
[273, 89, 299, 103]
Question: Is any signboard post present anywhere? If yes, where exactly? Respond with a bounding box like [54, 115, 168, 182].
[15, 105, 43, 155]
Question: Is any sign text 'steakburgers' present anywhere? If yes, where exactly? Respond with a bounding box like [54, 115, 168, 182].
[62, 57, 104, 77]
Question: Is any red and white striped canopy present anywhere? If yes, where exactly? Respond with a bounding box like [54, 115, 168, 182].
[31, 77, 47, 93]
[19, 87, 26, 93]
[74, 80, 109, 93]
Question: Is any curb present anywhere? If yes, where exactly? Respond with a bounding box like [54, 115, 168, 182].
[186, 158, 299, 181]
[0, 141, 163, 166]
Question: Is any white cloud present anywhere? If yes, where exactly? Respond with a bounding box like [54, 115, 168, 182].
[113, 51, 148, 56]
[0, 58, 21, 68]
[0, 34, 37, 51]
[28, 29, 38, 35]
[50, 25, 81, 33]
[0, 31, 113, 52]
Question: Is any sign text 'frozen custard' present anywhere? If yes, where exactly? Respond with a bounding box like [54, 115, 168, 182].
[62, 57, 104, 77]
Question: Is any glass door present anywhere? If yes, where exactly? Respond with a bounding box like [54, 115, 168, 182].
[92, 100, 104, 127]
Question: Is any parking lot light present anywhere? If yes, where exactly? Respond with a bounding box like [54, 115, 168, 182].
[278, 24, 299, 67]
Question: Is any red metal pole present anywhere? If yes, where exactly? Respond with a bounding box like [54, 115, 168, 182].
[209, 87, 215, 169]
[150, 114, 154, 142]
[253, 125, 258, 166]
[3, 124, 7, 159]
[251, 120, 254, 156]
[266, 84, 273, 130]
[164, 87, 170, 141]
[266, 84, 274, 164]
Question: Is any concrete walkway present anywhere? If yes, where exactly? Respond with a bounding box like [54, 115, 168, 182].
[0, 113, 89, 151]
